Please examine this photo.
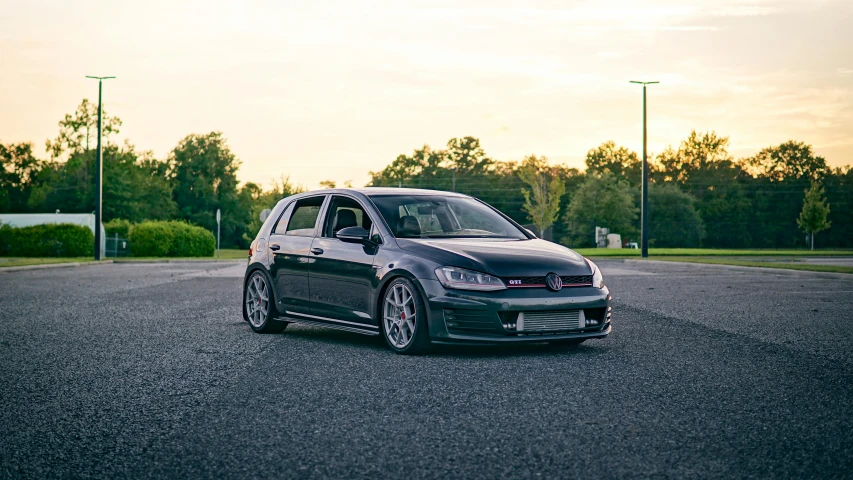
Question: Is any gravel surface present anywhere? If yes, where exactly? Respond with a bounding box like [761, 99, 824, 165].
[1, 260, 851, 479]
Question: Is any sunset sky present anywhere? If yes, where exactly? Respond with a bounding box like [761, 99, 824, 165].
[1, 0, 851, 189]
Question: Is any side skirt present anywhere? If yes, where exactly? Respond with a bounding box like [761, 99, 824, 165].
[275, 315, 380, 337]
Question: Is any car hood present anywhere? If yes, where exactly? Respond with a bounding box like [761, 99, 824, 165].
[395, 238, 591, 277]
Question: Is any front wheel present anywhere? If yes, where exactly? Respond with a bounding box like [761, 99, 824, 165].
[244, 271, 287, 334]
[381, 278, 431, 354]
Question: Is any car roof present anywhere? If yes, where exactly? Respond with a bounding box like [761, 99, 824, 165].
[288, 187, 470, 199]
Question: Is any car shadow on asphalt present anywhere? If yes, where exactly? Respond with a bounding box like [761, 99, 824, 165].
[278, 324, 607, 359]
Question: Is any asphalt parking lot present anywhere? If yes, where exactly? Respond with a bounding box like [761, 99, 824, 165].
[1, 260, 851, 479]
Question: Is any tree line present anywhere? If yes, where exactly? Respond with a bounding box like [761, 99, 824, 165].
[1, 99, 848, 249]
[0, 99, 300, 248]
[368, 134, 848, 249]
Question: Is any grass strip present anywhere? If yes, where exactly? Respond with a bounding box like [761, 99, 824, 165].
[1, 248, 247, 267]
[112, 248, 247, 262]
[577, 248, 853, 257]
[0, 257, 95, 268]
[639, 257, 853, 274]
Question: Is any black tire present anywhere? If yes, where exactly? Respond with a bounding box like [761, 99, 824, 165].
[243, 270, 287, 334]
[380, 277, 431, 355]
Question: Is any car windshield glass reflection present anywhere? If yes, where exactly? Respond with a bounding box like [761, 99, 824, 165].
[369, 195, 527, 239]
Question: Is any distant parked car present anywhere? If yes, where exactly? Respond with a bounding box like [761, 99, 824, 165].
[242, 188, 611, 354]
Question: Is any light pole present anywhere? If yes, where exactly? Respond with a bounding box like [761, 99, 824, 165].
[85, 76, 115, 260]
[629, 80, 659, 258]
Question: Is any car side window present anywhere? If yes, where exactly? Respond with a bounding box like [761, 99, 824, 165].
[273, 196, 325, 237]
[323, 196, 373, 238]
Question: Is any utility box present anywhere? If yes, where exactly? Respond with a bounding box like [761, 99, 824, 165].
[607, 233, 622, 248]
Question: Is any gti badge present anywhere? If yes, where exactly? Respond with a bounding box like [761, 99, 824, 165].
[545, 273, 562, 291]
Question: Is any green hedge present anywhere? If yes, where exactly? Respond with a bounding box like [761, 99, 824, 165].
[0, 223, 94, 257]
[129, 221, 215, 257]
[104, 218, 132, 238]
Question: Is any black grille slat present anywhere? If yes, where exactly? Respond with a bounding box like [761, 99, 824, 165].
[444, 309, 501, 334]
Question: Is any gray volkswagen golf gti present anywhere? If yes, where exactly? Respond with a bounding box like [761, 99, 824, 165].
[243, 188, 611, 354]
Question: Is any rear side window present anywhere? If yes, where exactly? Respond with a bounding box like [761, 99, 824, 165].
[273, 196, 325, 236]
[272, 203, 295, 235]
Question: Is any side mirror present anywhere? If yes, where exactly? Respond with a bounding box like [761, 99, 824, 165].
[524, 228, 537, 238]
[336, 226, 371, 243]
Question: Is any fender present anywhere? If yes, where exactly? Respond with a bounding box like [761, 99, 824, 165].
[372, 265, 435, 329]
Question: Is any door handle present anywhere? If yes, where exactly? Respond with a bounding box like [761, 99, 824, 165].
[270, 244, 280, 251]
[310, 247, 324, 255]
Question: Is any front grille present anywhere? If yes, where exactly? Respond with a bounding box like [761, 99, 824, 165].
[561, 275, 594, 286]
[519, 310, 581, 331]
[504, 275, 592, 288]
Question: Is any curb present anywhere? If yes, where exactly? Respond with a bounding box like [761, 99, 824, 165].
[113, 259, 244, 264]
[624, 259, 853, 280]
[0, 260, 115, 274]
[0, 258, 243, 273]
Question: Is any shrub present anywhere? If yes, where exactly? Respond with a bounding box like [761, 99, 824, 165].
[0, 223, 94, 257]
[104, 218, 132, 238]
[129, 221, 215, 257]
[128, 221, 173, 257]
[170, 222, 216, 257]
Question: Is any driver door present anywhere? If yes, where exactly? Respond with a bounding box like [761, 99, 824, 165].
[308, 195, 379, 327]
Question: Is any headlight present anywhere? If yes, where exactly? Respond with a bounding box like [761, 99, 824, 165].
[434, 266, 506, 291]
[586, 258, 605, 288]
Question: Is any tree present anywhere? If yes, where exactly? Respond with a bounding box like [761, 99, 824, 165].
[45, 98, 122, 159]
[654, 130, 734, 196]
[585, 141, 641, 185]
[652, 131, 755, 248]
[29, 141, 176, 222]
[744, 141, 828, 247]
[368, 137, 494, 193]
[822, 166, 853, 248]
[168, 132, 243, 246]
[446, 136, 493, 191]
[368, 146, 446, 188]
[648, 184, 705, 247]
[746, 141, 827, 182]
[797, 181, 831, 250]
[517, 155, 565, 240]
[0, 142, 43, 213]
[319, 180, 336, 189]
[562, 171, 637, 247]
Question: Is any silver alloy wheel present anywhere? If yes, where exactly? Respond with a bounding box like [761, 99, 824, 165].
[383, 283, 416, 348]
[246, 273, 269, 328]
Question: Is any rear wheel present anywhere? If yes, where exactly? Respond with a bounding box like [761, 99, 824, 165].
[244, 271, 287, 334]
[381, 278, 431, 354]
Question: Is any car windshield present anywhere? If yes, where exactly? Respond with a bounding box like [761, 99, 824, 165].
[368, 194, 528, 239]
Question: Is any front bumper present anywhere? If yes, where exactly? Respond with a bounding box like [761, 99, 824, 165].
[417, 279, 612, 345]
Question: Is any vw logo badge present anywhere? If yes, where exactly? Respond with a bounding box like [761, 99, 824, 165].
[545, 273, 563, 291]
